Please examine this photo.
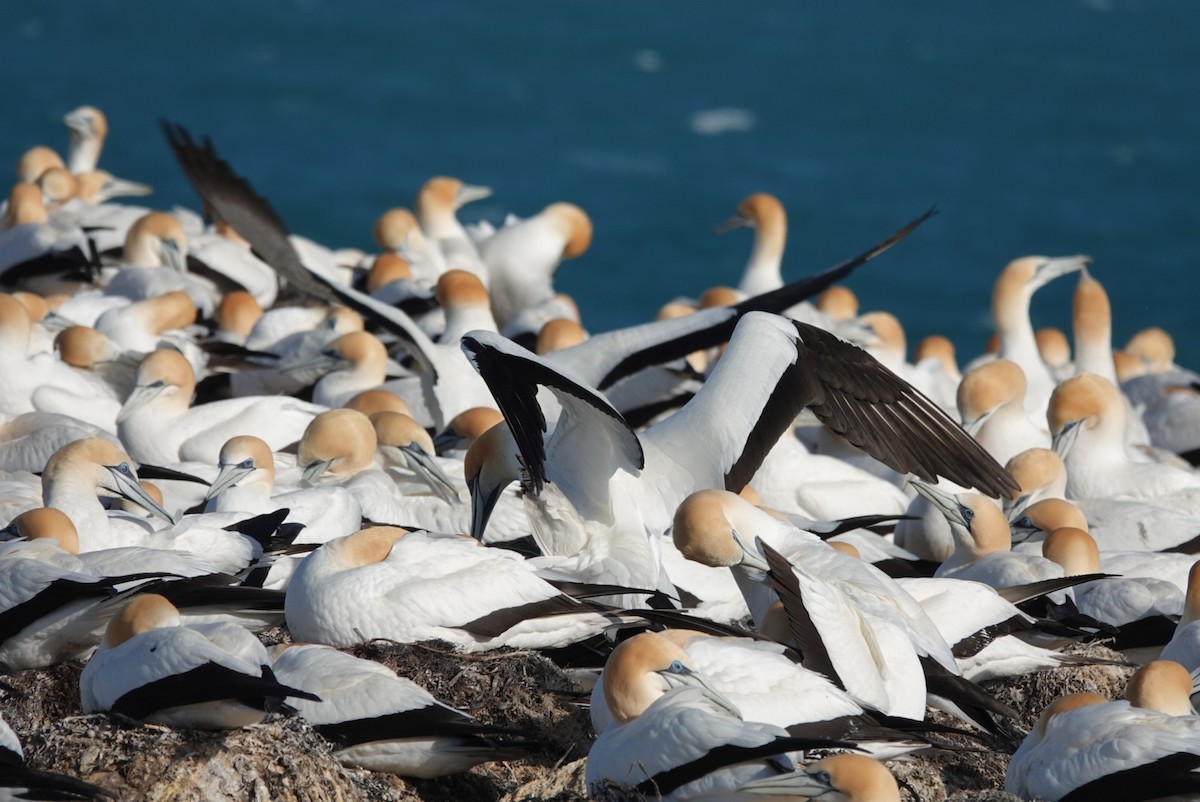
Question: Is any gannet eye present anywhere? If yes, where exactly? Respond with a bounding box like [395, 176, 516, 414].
[239, 458, 255, 469]
[960, 506, 975, 524]
[812, 769, 832, 784]
[666, 660, 687, 674]
[116, 463, 134, 476]
[1013, 516, 1033, 529]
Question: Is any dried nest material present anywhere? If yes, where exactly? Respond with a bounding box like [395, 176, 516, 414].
[19, 714, 414, 802]
[0, 632, 1138, 802]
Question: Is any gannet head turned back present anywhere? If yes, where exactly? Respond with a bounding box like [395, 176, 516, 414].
[55, 326, 125, 370]
[15, 145, 65, 184]
[4, 183, 48, 229]
[123, 212, 188, 270]
[366, 253, 412, 292]
[671, 489, 773, 572]
[602, 631, 740, 725]
[1125, 327, 1175, 373]
[536, 318, 588, 355]
[992, 255, 1090, 335]
[216, 291, 264, 342]
[8, 507, 81, 554]
[100, 593, 181, 648]
[1041, 527, 1100, 576]
[64, 105, 108, 174]
[1124, 660, 1195, 717]
[297, 408, 377, 485]
[740, 754, 901, 802]
[817, 285, 860, 323]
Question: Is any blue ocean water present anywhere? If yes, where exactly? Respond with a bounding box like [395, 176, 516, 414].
[4, 1, 1198, 365]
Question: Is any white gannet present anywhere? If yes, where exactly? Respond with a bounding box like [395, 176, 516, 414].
[373, 207, 446, 281]
[988, 255, 1089, 418]
[1037, 326, 1074, 381]
[104, 212, 220, 317]
[64, 105, 107, 174]
[1049, 374, 1200, 507]
[116, 349, 325, 465]
[477, 202, 592, 328]
[956, 359, 1050, 466]
[41, 438, 175, 550]
[1006, 678, 1200, 802]
[462, 313, 1016, 594]
[15, 145, 65, 183]
[914, 482, 1063, 588]
[585, 631, 867, 802]
[1160, 560, 1200, 673]
[717, 192, 787, 297]
[284, 526, 624, 652]
[270, 643, 532, 778]
[80, 594, 317, 729]
[414, 176, 491, 280]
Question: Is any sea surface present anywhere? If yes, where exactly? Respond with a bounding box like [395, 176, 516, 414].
[4, 1, 1198, 365]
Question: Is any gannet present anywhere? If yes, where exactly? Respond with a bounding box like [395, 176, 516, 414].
[270, 643, 532, 777]
[415, 176, 491, 280]
[477, 202, 592, 327]
[956, 359, 1049, 466]
[104, 212, 220, 316]
[585, 631, 856, 802]
[41, 438, 174, 550]
[14, 145, 65, 183]
[462, 313, 1015, 584]
[717, 192, 787, 297]
[373, 207, 446, 280]
[80, 594, 317, 729]
[1006, 683, 1200, 801]
[1036, 326, 1073, 381]
[1160, 560, 1200, 673]
[116, 349, 325, 465]
[63, 106, 107, 174]
[989, 255, 1089, 418]
[284, 526, 627, 652]
[1049, 374, 1200, 506]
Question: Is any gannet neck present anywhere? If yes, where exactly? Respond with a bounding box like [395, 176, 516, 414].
[64, 105, 108, 174]
[0, 293, 33, 352]
[1072, 269, 1115, 382]
[732, 193, 787, 295]
[543, 202, 593, 260]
